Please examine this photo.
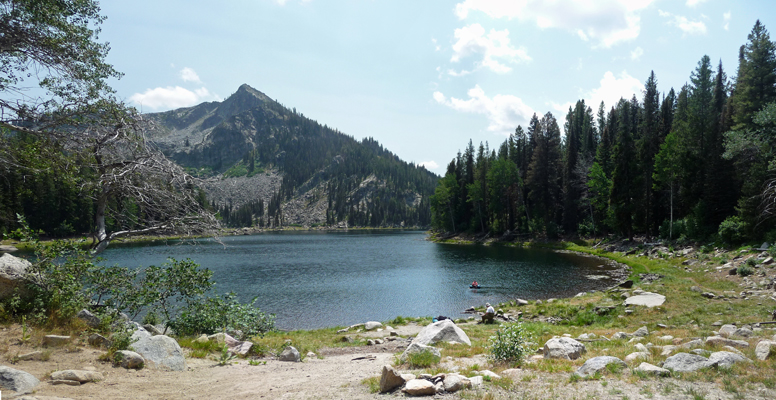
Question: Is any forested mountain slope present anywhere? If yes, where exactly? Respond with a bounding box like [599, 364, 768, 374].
[147, 84, 437, 229]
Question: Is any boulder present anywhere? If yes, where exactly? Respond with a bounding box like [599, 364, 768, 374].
[624, 352, 650, 363]
[575, 356, 627, 378]
[611, 332, 632, 340]
[469, 375, 484, 388]
[115, 350, 145, 369]
[718, 324, 737, 337]
[634, 362, 671, 376]
[0, 365, 40, 394]
[17, 351, 43, 361]
[402, 379, 435, 396]
[663, 353, 714, 372]
[87, 333, 111, 348]
[221, 333, 253, 356]
[543, 337, 586, 360]
[412, 319, 471, 346]
[50, 370, 104, 383]
[755, 340, 776, 361]
[364, 321, 383, 331]
[400, 342, 441, 363]
[131, 335, 186, 371]
[634, 343, 649, 353]
[681, 339, 704, 349]
[130, 326, 152, 342]
[379, 365, 404, 393]
[443, 373, 470, 393]
[624, 292, 665, 307]
[0, 253, 31, 299]
[705, 336, 749, 348]
[633, 326, 649, 337]
[42, 335, 70, 347]
[279, 346, 301, 362]
[76, 309, 101, 328]
[732, 327, 753, 338]
[708, 351, 751, 368]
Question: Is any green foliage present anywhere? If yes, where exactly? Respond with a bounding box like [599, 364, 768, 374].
[215, 344, 237, 366]
[405, 349, 440, 369]
[718, 216, 748, 245]
[487, 323, 532, 365]
[167, 293, 275, 338]
[737, 264, 754, 277]
[142, 258, 214, 324]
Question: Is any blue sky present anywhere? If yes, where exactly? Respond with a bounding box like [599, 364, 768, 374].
[99, 0, 775, 174]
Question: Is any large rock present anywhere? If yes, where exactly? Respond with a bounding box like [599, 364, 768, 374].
[76, 309, 101, 328]
[379, 365, 404, 393]
[543, 337, 586, 360]
[0, 366, 40, 394]
[755, 340, 776, 361]
[220, 333, 253, 356]
[131, 335, 186, 371]
[443, 373, 470, 393]
[42, 335, 71, 347]
[279, 346, 301, 362]
[705, 336, 749, 348]
[708, 351, 751, 368]
[624, 292, 665, 307]
[364, 321, 383, 331]
[412, 319, 471, 346]
[575, 356, 627, 378]
[624, 352, 650, 363]
[115, 350, 145, 369]
[718, 324, 737, 337]
[634, 362, 670, 376]
[50, 370, 104, 383]
[402, 379, 435, 396]
[663, 353, 714, 372]
[0, 253, 31, 299]
[400, 342, 441, 363]
[633, 326, 649, 337]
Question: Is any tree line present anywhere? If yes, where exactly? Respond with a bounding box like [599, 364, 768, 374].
[431, 20, 776, 245]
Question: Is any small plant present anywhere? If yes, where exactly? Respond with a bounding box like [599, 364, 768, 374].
[487, 323, 532, 365]
[215, 344, 237, 366]
[248, 359, 266, 366]
[405, 349, 440, 369]
[737, 265, 754, 277]
[20, 316, 31, 343]
[362, 376, 380, 393]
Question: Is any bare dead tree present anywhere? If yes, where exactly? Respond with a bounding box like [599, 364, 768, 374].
[2, 99, 219, 253]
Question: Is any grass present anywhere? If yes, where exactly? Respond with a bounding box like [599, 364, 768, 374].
[361, 376, 380, 393]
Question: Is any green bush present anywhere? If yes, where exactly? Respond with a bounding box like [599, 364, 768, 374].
[487, 323, 532, 365]
[405, 349, 440, 368]
[737, 264, 755, 277]
[718, 216, 748, 245]
[167, 292, 275, 339]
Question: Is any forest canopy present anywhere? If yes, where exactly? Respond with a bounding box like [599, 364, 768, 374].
[431, 20, 776, 245]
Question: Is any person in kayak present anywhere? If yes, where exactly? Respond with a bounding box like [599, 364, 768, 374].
[472, 280, 478, 287]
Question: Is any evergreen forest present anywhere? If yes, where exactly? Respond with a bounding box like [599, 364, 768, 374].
[431, 20, 776, 245]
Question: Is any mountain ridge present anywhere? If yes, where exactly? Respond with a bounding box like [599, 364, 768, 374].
[147, 84, 437, 228]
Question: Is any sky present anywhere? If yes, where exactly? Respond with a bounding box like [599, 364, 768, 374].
[98, 0, 775, 175]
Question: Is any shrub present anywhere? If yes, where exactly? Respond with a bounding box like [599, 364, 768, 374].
[487, 323, 532, 365]
[718, 216, 747, 245]
[167, 293, 275, 338]
[737, 265, 754, 277]
[405, 349, 440, 368]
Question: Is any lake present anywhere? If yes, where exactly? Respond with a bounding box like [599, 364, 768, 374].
[99, 231, 621, 330]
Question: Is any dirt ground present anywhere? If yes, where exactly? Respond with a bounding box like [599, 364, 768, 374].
[1, 322, 773, 400]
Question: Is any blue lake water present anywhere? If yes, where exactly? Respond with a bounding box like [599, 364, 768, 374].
[99, 231, 619, 330]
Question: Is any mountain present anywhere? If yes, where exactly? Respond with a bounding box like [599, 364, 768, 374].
[146, 84, 438, 228]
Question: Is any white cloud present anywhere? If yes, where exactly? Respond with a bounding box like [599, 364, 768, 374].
[179, 67, 201, 83]
[588, 71, 643, 110]
[686, 0, 708, 7]
[552, 70, 642, 113]
[453, 0, 654, 48]
[129, 86, 221, 111]
[433, 85, 534, 135]
[723, 11, 731, 31]
[658, 10, 707, 35]
[630, 46, 644, 61]
[450, 23, 530, 75]
[419, 161, 439, 170]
